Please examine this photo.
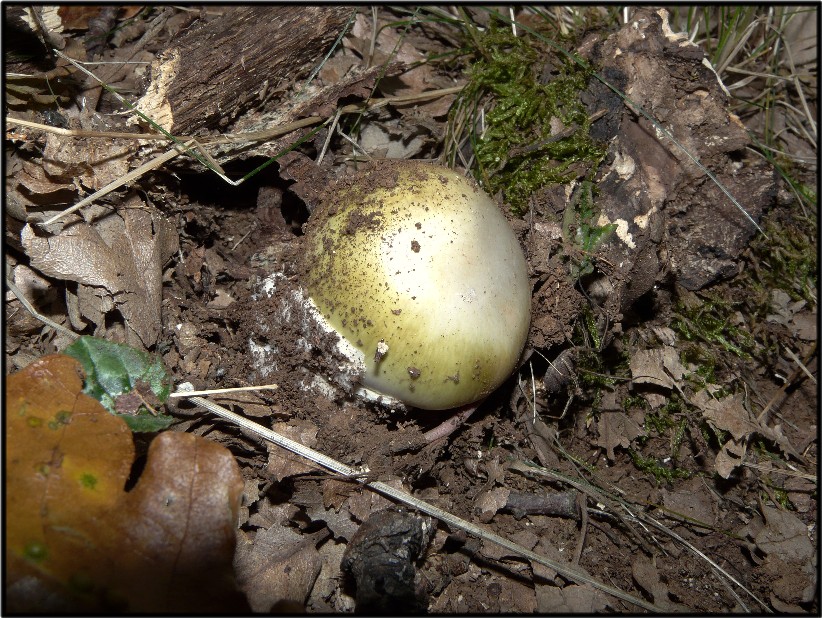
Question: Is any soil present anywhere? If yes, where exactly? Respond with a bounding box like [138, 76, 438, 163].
[5, 6, 817, 614]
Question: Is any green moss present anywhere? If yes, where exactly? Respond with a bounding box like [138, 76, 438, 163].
[770, 487, 794, 511]
[746, 199, 817, 307]
[562, 180, 617, 278]
[629, 449, 691, 485]
[79, 473, 98, 490]
[622, 394, 647, 411]
[751, 437, 784, 462]
[670, 417, 688, 464]
[672, 194, 816, 390]
[571, 312, 634, 419]
[633, 396, 692, 470]
[644, 406, 676, 435]
[703, 422, 729, 449]
[448, 22, 606, 215]
[680, 346, 717, 386]
[672, 295, 756, 360]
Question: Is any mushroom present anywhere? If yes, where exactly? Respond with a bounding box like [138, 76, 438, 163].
[300, 160, 531, 410]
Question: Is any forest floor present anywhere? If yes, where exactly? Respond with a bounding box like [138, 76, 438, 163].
[5, 6, 818, 613]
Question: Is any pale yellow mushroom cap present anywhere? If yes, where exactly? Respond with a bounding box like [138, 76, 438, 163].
[302, 160, 531, 410]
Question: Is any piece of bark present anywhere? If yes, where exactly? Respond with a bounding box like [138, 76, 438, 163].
[503, 490, 581, 520]
[134, 6, 353, 136]
[577, 7, 775, 315]
[214, 60, 406, 164]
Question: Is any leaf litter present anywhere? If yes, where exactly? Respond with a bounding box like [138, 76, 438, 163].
[5, 354, 246, 612]
[20, 195, 178, 348]
[5, 5, 817, 614]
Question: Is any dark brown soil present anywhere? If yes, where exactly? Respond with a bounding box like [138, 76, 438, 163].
[5, 5, 817, 614]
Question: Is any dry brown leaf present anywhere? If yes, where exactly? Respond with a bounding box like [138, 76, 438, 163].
[536, 583, 610, 613]
[20, 195, 179, 347]
[212, 389, 273, 418]
[714, 436, 747, 479]
[766, 291, 818, 341]
[740, 506, 817, 605]
[630, 346, 686, 389]
[474, 487, 510, 523]
[357, 118, 436, 160]
[266, 420, 320, 481]
[207, 288, 235, 308]
[755, 506, 815, 563]
[346, 479, 403, 523]
[481, 527, 540, 563]
[695, 390, 803, 467]
[295, 477, 407, 542]
[6, 354, 134, 613]
[5, 354, 246, 612]
[40, 134, 132, 192]
[116, 432, 245, 611]
[57, 6, 107, 30]
[789, 311, 817, 341]
[631, 554, 688, 612]
[19, 161, 78, 196]
[234, 526, 323, 612]
[294, 479, 359, 541]
[595, 410, 645, 461]
[662, 478, 717, 530]
[307, 538, 356, 612]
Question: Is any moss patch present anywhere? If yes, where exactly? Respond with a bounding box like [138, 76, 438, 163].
[448, 22, 606, 215]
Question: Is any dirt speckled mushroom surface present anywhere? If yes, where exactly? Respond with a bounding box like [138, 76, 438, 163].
[300, 160, 531, 410]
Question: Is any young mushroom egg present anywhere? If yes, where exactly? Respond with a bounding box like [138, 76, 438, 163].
[301, 160, 531, 410]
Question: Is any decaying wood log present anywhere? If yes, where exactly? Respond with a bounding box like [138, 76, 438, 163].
[134, 6, 353, 136]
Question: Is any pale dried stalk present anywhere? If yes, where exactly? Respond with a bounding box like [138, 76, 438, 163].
[41, 139, 196, 225]
[5, 278, 79, 340]
[168, 384, 279, 398]
[181, 389, 660, 612]
[10, 86, 463, 226]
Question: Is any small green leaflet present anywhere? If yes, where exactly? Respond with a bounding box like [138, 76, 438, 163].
[64, 336, 174, 432]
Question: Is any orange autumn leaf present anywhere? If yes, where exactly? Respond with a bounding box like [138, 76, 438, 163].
[6, 354, 134, 598]
[5, 354, 247, 612]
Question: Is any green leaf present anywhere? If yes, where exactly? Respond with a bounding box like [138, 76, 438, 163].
[64, 336, 173, 432]
[116, 413, 175, 433]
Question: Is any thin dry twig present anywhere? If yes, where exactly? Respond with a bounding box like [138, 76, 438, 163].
[168, 384, 279, 398]
[11, 86, 464, 226]
[784, 346, 817, 384]
[5, 278, 79, 340]
[509, 459, 771, 613]
[180, 386, 661, 613]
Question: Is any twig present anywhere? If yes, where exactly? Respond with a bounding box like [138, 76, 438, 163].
[757, 342, 817, 423]
[181, 388, 661, 612]
[784, 346, 817, 385]
[16, 85, 464, 226]
[41, 139, 196, 225]
[6, 117, 170, 140]
[5, 278, 79, 340]
[510, 459, 771, 612]
[422, 401, 480, 442]
[168, 384, 279, 398]
[741, 461, 816, 481]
